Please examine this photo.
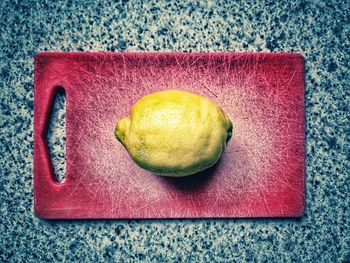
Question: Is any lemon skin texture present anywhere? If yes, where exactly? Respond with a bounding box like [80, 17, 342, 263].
[115, 90, 233, 177]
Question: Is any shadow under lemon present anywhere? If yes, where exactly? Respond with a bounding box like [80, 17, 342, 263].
[154, 158, 222, 193]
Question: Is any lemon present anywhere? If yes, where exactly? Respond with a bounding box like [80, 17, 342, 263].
[115, 90, 233, 177]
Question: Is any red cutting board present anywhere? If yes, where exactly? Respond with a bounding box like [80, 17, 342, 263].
[34, 52, 305, 219]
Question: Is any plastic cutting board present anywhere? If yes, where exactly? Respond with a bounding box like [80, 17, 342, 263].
[34, 52, 305, 219]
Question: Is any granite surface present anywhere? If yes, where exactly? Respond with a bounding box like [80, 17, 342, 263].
[1, 0, 349, 262]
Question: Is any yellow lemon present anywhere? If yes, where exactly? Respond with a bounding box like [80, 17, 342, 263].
[115, 90, 233, 176]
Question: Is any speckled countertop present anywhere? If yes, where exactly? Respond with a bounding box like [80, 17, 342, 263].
[1, 1, 349, 262]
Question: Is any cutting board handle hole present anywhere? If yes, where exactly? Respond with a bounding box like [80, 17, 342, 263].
[46, 86, 66, 184]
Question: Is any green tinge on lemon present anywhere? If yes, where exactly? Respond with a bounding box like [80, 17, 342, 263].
[115, 90, 233, 177]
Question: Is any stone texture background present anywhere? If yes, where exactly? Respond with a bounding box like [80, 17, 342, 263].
[0, 0, 349, 262]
